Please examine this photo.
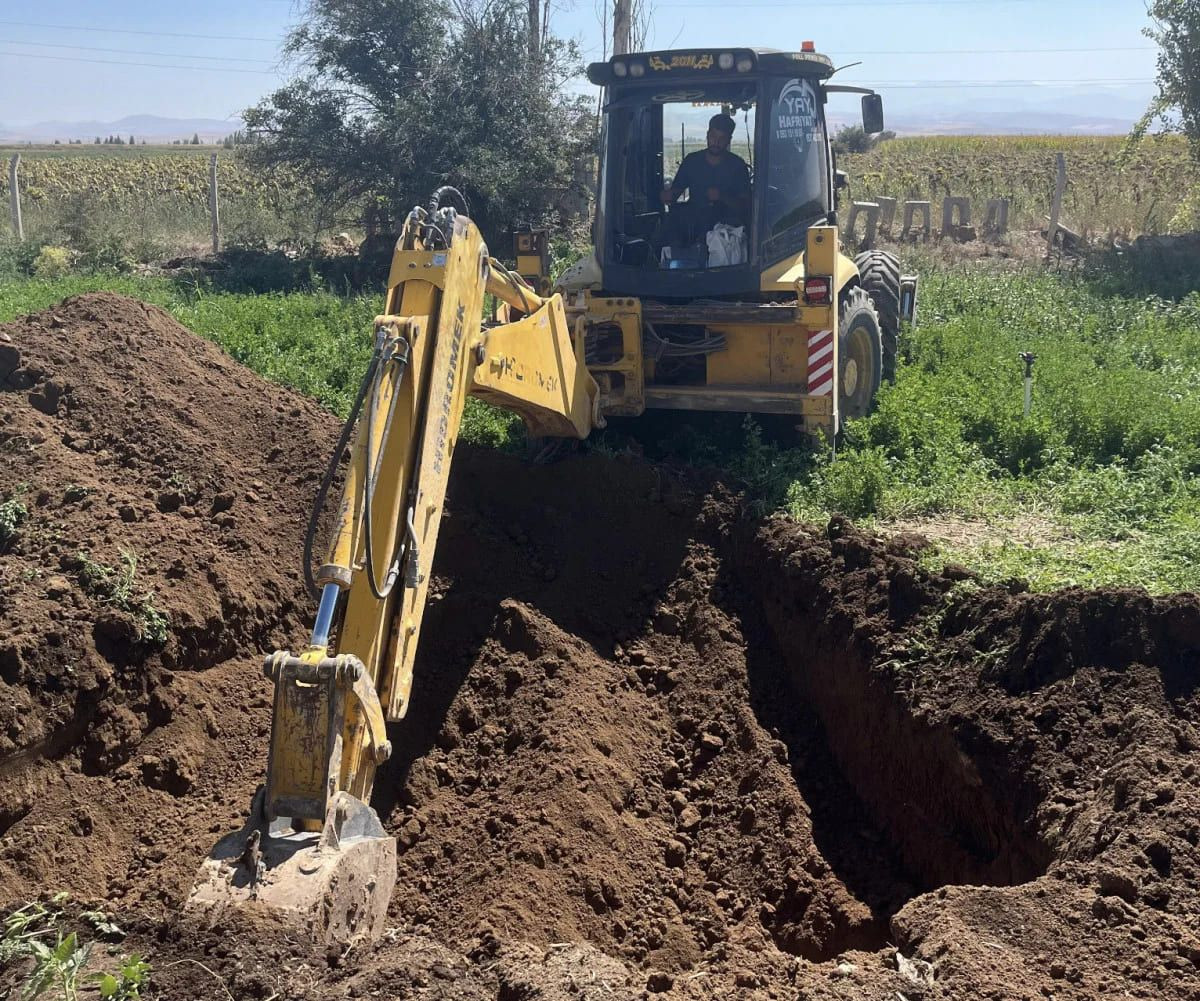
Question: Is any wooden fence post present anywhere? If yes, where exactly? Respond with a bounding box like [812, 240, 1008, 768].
[8, 153, 23, 241]
[1046, 153, 1066, 255]
[208, 153, 220, 254]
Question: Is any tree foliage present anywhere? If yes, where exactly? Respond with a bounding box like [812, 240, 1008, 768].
[242, 0, 595, 247]
[831, 125, 895, 155]
[1135, 0, 1200, 162]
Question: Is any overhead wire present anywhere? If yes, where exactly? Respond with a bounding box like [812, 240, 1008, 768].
[849, 78, 1154, 88]
[0, 38, 276, 64]
[0, 49, 278, 74]
[0, 19, 278, 43]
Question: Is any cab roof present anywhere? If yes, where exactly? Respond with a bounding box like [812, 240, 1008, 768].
[586, 47, 835, 86]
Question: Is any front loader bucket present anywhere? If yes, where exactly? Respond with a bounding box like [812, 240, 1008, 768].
[187, 789, 396, 943]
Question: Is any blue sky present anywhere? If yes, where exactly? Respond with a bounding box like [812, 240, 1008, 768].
[0, 0, 1160, 125]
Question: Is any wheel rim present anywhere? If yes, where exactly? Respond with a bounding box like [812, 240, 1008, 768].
[842, 322, 876, 418]
[843, 358, 859, 397]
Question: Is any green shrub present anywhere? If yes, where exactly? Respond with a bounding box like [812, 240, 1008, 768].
[820, 447, 890, 518]
[31, 246, 72, 278]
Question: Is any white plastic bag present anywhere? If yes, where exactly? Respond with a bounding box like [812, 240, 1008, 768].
[706, 224, 747, 267]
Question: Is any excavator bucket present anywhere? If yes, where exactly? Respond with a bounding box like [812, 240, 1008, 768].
[187, 789, 395, 942]
[186, 652, 396, 942]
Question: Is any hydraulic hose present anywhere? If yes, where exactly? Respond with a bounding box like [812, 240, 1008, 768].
[490, 259, 534, 316]
[302, 335, 413, 605]
[428, 185, 470, 218]
[360, 341, 411, 601]
[303, 345, 383, 601]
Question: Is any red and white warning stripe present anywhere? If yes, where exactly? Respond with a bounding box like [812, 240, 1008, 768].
[806, 329, 834, 396]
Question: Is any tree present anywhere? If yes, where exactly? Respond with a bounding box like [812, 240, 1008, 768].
[242, 0, 595, 247]
[191, 133, 202, 145]
[831, 125, 896, 156]
[1135, 0, 1200, 162]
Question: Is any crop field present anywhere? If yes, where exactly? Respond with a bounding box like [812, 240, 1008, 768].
[0, 148, 281, 206]
[0, 146, 317, 257]
[842, 134, 1200, 236]
[3, 135, 1198, 268]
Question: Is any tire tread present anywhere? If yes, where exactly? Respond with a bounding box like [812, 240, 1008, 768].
[854, 250, 902, 382]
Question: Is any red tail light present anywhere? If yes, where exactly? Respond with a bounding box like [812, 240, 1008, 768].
[803, 276, 832, 305]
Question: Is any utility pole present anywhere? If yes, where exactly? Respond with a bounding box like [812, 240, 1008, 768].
[613, 0, 631, 55]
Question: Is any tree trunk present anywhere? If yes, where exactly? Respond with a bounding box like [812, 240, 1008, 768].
[527, 0, 540, 62]
[613, 0, 631, 55]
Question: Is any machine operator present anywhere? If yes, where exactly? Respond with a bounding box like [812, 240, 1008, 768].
[660, 112, 751, 243]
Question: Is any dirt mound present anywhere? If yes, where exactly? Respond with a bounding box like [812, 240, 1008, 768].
[1, 294, 1198, 1000]
[0, 292, 337, 905]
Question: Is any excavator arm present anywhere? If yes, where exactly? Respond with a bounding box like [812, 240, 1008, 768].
[188, 193, 600, 941]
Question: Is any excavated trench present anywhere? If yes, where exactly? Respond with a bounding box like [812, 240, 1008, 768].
[740, 553, 1052, 895]
[361, 454, 1055, 967]
[2, 294, 1198, 1000]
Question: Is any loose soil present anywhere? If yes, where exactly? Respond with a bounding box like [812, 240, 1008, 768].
[1, 293, 1197, 1000]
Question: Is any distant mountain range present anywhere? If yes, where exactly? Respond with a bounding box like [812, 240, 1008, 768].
[874, 110, 1137, 136]
[0, 103, 1147, 144]
[0, 115, 243, 144]
[667, 100, 1144, 139]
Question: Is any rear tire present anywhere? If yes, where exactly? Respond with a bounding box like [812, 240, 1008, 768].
[838, 287, 883, 427]
[854, 250, 902, 383]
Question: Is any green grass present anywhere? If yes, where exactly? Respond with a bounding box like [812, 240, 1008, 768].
[777, 268, 1200, 593]
[0, 272, 522, 440]
[2, 262, 1197, 594]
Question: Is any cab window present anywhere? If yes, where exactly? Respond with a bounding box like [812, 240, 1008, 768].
[762, 76, 828, 257]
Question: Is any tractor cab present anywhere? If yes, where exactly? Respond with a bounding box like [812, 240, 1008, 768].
[586, 46, 882, 300]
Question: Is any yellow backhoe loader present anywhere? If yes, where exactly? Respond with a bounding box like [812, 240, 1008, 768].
[187, 44, 917, 941]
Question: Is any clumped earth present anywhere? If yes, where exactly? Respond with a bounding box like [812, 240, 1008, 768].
[0, 293, 1197, 1000]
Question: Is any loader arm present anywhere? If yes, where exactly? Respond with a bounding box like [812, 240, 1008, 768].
[189, 197, 599, 941]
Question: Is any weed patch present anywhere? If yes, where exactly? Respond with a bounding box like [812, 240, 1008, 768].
[73, 550, 170, 645]
[0, 487, 29, 551]
[1, 898, 148, 1001]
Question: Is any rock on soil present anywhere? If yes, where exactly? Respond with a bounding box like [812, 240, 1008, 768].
[1, 293, 1198, 1000]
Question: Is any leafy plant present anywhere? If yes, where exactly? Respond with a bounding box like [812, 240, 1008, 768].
[74, 550, 170, 645]
[1, 901, 58, 965]
[31, 246, 72, 279]
[21, 931, 91, 1001]
[79, 910, 125, 941]
[2, 899, 147, 1001]
[94, 955, 150, 1000]
[0, 487, 29, 550]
